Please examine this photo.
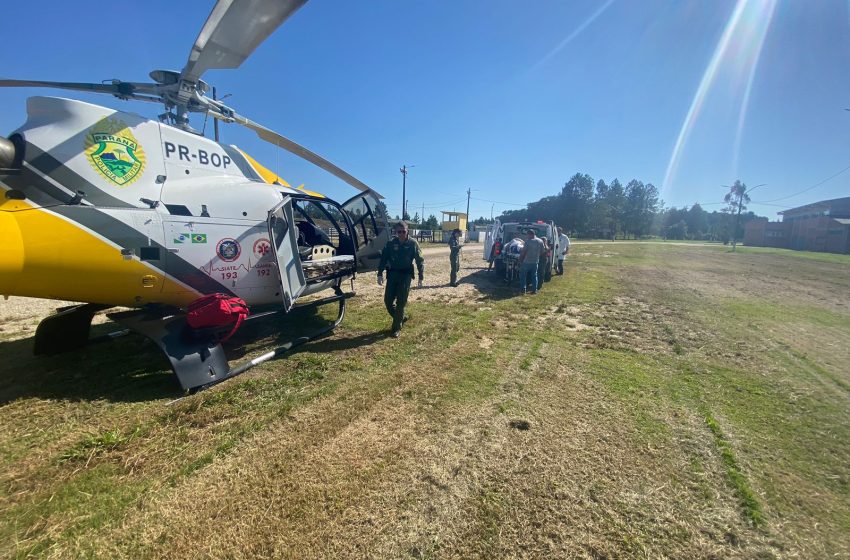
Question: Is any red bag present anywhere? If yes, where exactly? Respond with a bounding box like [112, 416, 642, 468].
[186, 293, 249, 343]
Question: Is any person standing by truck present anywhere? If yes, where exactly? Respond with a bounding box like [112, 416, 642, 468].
[556, 226, 571, 275]
[448, 228, 463, 286]
[518, 228, 545, 295]
[377, 222, 425, 337]
[537, 236, 549, 292]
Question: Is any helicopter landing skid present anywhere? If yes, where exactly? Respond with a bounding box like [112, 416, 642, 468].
[108, 289, 352, 392]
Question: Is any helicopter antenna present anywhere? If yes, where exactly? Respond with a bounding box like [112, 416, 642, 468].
[213, 87, 220, 142]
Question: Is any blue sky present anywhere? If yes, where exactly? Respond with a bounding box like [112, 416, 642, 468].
[2, 0, 849, 221]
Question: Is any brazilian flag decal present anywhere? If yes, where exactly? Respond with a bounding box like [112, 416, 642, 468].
[191, 234, 207, 243]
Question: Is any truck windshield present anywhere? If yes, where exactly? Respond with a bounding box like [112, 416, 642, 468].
[504, 224, 550, 239]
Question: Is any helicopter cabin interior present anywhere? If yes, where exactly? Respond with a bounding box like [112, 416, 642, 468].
[280, 197, 356, 283]
[275, 192, 384, 285]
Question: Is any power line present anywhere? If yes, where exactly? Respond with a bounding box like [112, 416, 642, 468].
[469, 196, 527, 206]
[419, 198, 466, 209]
[749, 201, 792, 208]
[757, 163, 850, 203]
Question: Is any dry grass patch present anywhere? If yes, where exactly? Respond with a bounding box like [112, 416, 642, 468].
[2, 242, 848, 559]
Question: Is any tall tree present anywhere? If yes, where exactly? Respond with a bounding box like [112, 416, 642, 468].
[589, 179, 610, 237]
[724, 180, 751, 251]
[527, 195, 562, 224]
[624, 180, 659, 238]
[488, 171, 763, 240]
[663, 207, 689, 239]
[604, 179, 626, 239]
[499, 208, 529, 222]
[685, 203, 708, 240]
[423, 214, 440, 229]
[559, 173, 595, 233]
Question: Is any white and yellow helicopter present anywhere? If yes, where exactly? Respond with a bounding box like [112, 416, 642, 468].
[0, 0, 391, 391]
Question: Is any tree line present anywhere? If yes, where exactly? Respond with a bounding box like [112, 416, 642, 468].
[490, 172, 764, 242]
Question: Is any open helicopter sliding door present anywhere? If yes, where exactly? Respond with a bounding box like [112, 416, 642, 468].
[341, 190, 390, 272]
[268, 197, 306, 311]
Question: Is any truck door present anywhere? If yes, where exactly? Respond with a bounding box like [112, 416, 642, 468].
[484, 219, 500, 261]
[549, 221, 559, 257]
[341, 190, 390, 271]
[268, 197, 306, 311]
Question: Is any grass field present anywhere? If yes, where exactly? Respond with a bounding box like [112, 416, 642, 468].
[1, 243, 848, 559]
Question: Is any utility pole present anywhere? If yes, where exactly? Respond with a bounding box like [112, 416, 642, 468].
[400, 165, 414, 220]
[466, 188, 471, 231]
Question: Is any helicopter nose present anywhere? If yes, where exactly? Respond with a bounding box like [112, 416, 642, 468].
[0, 208, 24, 295]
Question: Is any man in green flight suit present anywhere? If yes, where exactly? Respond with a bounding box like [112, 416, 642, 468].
[448, 228, 463, 287]
[377, 221, 425, 337]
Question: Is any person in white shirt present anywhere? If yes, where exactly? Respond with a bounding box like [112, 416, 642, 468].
[556, 226, 571, 275]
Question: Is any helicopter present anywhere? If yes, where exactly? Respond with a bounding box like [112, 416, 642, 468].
[0, 0, 391, 391]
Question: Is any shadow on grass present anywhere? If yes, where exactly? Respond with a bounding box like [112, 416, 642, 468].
[0, 326, 180, 405]
[298, 330, 390, 353]
[459, 268, 552, 302]
[0, 304, 371, 404]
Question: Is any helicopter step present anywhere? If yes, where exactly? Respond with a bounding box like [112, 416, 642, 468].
[108, 288, 352, 392]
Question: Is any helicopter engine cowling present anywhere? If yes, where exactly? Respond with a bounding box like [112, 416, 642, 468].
[0, 135, 18, 170]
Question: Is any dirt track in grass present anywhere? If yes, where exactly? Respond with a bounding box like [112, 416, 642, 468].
[1, 242, 848, 559]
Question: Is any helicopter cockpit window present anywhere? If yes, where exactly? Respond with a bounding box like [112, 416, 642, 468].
[270, 214, 288, 251]
[344, 196, 380, 249]
[291, 199, 355, 260]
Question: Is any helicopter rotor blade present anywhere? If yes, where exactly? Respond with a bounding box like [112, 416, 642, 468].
[0, 78, 165, 103]
[221, 111, 381, 198]
[1, 79, 125, 96]
[181, 0, 307, 84]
